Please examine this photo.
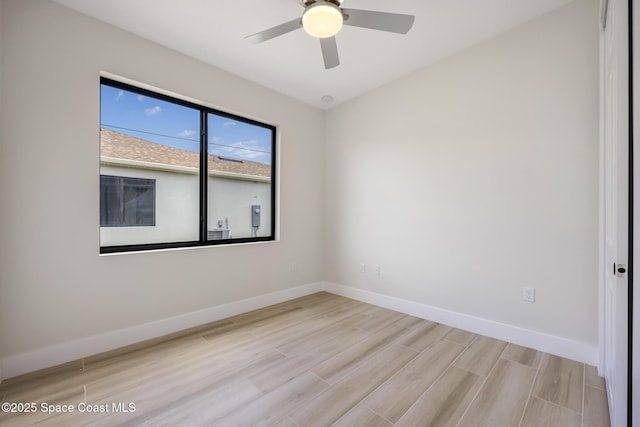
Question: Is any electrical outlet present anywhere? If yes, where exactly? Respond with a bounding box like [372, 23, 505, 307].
[523, 287, 535, 303]
[359, 263, 366, 274]
[375, 265, 381, 276]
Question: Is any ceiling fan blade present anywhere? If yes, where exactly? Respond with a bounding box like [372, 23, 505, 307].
[245, 18, 303, 44]
[320, 36, 339, 69]
[342, 8, 415, 34]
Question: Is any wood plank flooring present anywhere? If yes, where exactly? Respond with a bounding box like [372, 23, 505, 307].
[0, 292, 610, 426]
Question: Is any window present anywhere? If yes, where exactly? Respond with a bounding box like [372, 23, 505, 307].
[99, 77, 276, 253]
[100, 175, 155, 227]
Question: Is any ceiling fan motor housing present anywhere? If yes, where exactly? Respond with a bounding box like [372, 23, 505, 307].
[303, 0, 344, 7]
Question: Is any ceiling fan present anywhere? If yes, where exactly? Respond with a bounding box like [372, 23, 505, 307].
[245, 0, 415, 69]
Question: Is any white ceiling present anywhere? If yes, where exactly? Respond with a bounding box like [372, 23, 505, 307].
[52, 0, 573, 110]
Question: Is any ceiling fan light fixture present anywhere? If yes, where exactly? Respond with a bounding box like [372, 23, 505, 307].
[302, 2, 343, 39]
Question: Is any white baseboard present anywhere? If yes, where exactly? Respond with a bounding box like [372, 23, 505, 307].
[324, 282, 599, 366]
[0, 280, 598, 383]
[0, 282, 325, 382]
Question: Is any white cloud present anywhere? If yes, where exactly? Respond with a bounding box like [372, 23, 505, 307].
[144, 106, 161, 117]
[223, 121, 237, 127]
[230, 140, 258, 149]
[218, 140, 270, 161]
[137, 95, 145, 102]
[116, 90, 124, 100]
[177, 129, 197, 138]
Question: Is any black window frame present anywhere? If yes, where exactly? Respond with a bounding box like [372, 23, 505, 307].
[99, 77, 277, 254]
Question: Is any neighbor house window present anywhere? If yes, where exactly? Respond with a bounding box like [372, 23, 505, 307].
[99, 77, 276, 253]
[100, 175, 155, 227]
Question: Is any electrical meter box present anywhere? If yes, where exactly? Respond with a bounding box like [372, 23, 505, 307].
[251, 205, 261, 228]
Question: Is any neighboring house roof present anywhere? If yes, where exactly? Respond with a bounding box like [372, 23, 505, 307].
[100, 128, 271, 178]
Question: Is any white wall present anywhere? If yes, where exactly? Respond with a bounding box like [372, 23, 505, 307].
[0, 0, 3, 382]
[0, 0, 325, 361]
[208, 177, 272, 239]
[325, 0, 600, 346]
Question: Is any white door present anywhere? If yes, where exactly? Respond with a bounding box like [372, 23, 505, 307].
[601, 0, 629, 426]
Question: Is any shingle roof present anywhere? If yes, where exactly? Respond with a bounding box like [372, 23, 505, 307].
[100, 128, 271, 178]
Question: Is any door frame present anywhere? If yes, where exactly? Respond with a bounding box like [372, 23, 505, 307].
[631, 0, 638, 423]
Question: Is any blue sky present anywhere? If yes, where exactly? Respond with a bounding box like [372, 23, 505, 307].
[100, 85, 273, 164]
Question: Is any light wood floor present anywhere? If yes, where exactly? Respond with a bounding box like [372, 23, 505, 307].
[0, 292, 610, 427]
